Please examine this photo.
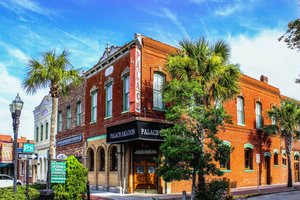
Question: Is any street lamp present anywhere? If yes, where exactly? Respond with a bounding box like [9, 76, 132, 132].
[9, 93, 24, 193]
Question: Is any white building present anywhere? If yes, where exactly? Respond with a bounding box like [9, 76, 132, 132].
[33, 95, 56, 182]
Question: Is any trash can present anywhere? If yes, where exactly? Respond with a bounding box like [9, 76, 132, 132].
[40, 189, 54, 200]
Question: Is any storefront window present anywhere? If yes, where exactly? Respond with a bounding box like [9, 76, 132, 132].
[98, 147, 105, 171]
[110, 146, 118, 171]
[88, 148, 94, 171]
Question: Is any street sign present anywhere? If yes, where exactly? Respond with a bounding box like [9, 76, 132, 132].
[23, 143, 34, 153]
[18, 153, 38, 160]
[51, 161, 66, 184]
[56, 154, 68, 160]
[17, 148, 23, 153]
[256, 154, 260, 163]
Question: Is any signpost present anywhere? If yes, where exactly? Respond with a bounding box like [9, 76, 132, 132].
[51, 161, 66, 184]
[256, 154, 260, 192]
[18, 153, 38, 160]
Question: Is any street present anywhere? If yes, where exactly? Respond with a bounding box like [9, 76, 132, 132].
[244, 190, 300, 200]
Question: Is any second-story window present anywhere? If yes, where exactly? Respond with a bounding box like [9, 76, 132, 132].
[153, 72, 165, 110]
[237, 96, 245, 125]
[45, 122, 48, 140]
[106, 84, 113, 117]
[66, 106, 71, 129]
[40, 124, 43, 141]
[58, 111, 62, 132]
[256, 102, 262, 129]
[91, 91, 97, 123]
[76, 101, 82, 126]
[36, 127, 39, 142]
[123, 75, 130, 112]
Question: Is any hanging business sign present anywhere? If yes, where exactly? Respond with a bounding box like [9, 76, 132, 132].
[107, 120, 171, 144]
[23, 143, 34, 153]
[134, 48, 141, 113]
[51, 161, 66, 184]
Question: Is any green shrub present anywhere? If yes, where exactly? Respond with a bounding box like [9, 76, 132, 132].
[53, 155, 88, 200]
[0, 186, 39, 200]
[30, 183, 47, 190]
[195, 179, 230, 200]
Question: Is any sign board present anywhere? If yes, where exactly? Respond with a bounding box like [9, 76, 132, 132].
[256, 154, 260, 163]
[57, 134, 82, 147]
[1, 143, 13, 163]
[51, 161, 66, 183]
[17, 148, 23, 153]
[23, 143, 34, 153]
[107, 120, 171, 144]
[18, 153, 38, 160]
[56, 154, 68, 160]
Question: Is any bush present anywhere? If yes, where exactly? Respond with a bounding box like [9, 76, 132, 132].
[53, 155, 88, 200]
[0, 186, 40, 200]
[30, 183, 47, 190]
[195, 179, 230, 200]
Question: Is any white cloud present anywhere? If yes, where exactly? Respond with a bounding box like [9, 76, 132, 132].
[0, 64, 48, 140]
[0, 41, 29, 62]
[215, 3, 244, 16]
[228, 28, 300, 100]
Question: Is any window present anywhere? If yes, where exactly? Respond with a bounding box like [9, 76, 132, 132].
[110, 146, 118, 171]
[123, 75, 130, 111]
[219, 142, 231, 170]
[87, 148, 94, 171]
[282, 153, 287, 166]
[58, 111, 62, 132]
[76, 101, 82, 126]
[244, 148, 253, 169]
[36, 127, 39, 142]
[66, 106, 71, 129]
[295, 155, 299, 161]
[256, 102, 262, 129]
[40, 125, 43, 141]
[153, 72, 165, 109]
[106, 84, 113, 117]
[20, 161, 25, 176]
[45, 122, 48, 140]
[274, 153, 278, 166]
[237, 97, 245, 125]
[98, 147, 105, 171]
[91, 91, 97, 123]
[271, 106, 276, 125]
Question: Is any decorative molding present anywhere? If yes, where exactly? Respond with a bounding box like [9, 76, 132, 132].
[90, 85, 98, 94]
[244, 143, 254, 149]
[121, 67, 130, 78]
[222, 141, 231, 147]
[104, 77, 114, 87]
[273, 149, 279, 154]
[264, 152, 271, 157]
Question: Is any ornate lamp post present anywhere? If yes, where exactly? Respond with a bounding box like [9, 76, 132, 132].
[9, 93, 24, 193]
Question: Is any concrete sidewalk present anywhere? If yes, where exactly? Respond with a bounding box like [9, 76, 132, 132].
[90, 183, 300, 199]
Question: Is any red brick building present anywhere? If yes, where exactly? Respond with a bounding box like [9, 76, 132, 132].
[56, 81, 86, 163]
[17, 136, 34, 184]
[70, 34, 300, 193]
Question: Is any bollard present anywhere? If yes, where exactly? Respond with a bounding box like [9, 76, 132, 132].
[87, 181, 90, 200]
[182, 190, 187, 200]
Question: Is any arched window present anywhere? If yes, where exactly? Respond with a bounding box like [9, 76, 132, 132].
[153, 72, 165, 110]
[295, 155, 299, 161]
[87, 148, 94, 171]
[110, 146, 118, 171]
[219, 141, 231, 170]
[282, 151, 287, 166]
[244, 143, 254, 170]
[98, 147, 105, 171]
[274, 152, 278, 166]
[237, 96, 245, 125]
[40, 124, 43, 141]
[256, 102, 262, 129]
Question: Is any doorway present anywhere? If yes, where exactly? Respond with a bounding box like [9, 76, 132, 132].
[265, 156, 271, 184]
[294, 155, 299, 182]
[133, 155, 157, 193]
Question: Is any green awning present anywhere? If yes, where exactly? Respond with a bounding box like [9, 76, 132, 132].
[0, 163, 13, 168]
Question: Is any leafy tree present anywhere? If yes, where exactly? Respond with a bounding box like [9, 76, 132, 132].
[22, 50, 82, 159]
[53, 155, 88, 200]
[158, 38, 240, 200]
[279, 19, 300, 83]
[264, 100, 300, 187]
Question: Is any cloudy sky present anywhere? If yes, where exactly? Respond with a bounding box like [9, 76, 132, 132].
[0, 0, 299, 140]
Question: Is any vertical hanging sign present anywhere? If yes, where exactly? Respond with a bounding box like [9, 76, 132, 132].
[135, 48, 141, 113]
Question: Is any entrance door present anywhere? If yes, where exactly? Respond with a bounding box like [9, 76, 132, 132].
[133, 156, 157, 192]
[265, 156, 271, 184]
[294, 162, 299, 182]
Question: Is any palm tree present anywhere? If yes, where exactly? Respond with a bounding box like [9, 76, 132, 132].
[168, 38, 240, 107]
[266, 100, 300, 187]
[22, 50, 82, 159]
[164, 38, 241, 199]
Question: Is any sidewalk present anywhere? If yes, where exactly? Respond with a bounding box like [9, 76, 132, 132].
[90, 183, 300, 200]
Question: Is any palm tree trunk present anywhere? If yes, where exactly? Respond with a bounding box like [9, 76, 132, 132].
[191, 170, 196, 200]
[49, 97, 58, 159]
[285, 134, 293, 187]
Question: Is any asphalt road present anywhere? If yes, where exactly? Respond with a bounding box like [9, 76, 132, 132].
[244, 190, 300, 200]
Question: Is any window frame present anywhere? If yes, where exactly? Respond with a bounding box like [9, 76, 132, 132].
[274, 153, 278, 166]
[105, 83, 113, 118]
[256, 102, 262, 129]
[237, 96, 245, 125]
[123, 75, 130, 112]
[88, 148, 94, 171]
[40, 124, 43, 141]
[91, 90, 98, 123]
[98, 147, 105, 171]
[76, 101, 82, 126]
[57, 111, 62, 132]
[244, 148, 253, 170]
[110, 146, 118, 171]
[45, 122, 48, 140]
[36, 126, 39, 142]
[153, 72, 165, 110]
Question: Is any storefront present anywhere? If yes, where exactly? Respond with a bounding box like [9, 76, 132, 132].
[106, 119, 170, 193]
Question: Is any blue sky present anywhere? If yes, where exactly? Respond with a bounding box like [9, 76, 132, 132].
[0, 0, 299, 139]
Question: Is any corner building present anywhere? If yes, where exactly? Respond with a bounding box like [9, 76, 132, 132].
[84, 34, 300, 193]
